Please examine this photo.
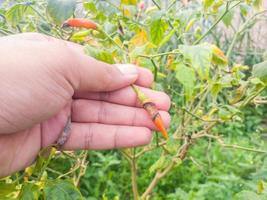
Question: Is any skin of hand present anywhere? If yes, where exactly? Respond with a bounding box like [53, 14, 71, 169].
[0, 33, 171, 178]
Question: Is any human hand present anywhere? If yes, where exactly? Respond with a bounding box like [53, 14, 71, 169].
[0, 33, 170, 177]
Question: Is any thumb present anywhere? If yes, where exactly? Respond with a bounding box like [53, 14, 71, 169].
[66, 49, 138, 92]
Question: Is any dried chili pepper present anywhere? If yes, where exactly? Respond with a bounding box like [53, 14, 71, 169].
[62, 18, 98, 30]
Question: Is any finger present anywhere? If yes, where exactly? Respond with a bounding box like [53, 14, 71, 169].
[0, 33, 50, 41]
[128, 65, 153, 87]
[62, 123, 152, 150]
[74, 86, 171, 111]
[3, 34, 153, 89]
[72, 100, 171, 130]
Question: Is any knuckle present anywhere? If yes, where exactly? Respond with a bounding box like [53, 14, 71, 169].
[99, 91, 110, 101]
[97, 101, 107, 123]
[143, 128, 152, 144]
[113, 126, 120, 149]
[160, 92, 171, 110]
[131, 109, 138, 126]
[101, 70, 114, 90]
[83, 124, 93, 149]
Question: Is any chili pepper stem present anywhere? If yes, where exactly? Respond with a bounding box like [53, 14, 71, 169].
[131, 85, 151, 105]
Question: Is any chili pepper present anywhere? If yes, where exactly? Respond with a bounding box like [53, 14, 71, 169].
[62, 18, 98, 30]
[132, 85, 169, 140]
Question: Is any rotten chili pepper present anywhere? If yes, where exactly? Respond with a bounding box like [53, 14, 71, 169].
[62, 18, 169, 140]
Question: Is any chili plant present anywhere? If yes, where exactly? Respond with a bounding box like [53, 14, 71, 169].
[0, 0, 267, 199]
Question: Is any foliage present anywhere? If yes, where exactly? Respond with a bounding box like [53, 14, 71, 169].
[0, 0, 267, 199]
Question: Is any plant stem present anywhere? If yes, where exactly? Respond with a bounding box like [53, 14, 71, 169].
[222, 144, 267, 154]
[194, 1, 241, 45]
[138, 51, 181, 59]
[142, 163, 175, 199]
[131, 149, 139, 200]
[226, 9, 267, 59]
[151, 0, 161, 9]
[150, 58, 158, 81]
[241, 86, 266, 107]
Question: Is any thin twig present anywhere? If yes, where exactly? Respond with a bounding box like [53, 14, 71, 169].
[130, 148, 139, 200]
[194, 1, 241, 45]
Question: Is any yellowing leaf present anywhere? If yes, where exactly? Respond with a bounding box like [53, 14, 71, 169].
[123, 8, 131, 17]
[70, 30, 91, 42]
[211, 82, 222, 99]
[166, 54, 175, 70]
[212, 0, 224, 13]
[129, 29, 148, 49]
[229, 83, 247, 105]
[121, 0, 137, 5]
[211, 45, 228, 66]
[185, 18, 196, 32]
[114, 36, 124, 49]
[203, 0, 214, 10]
[253, 0, 263, 9]
[257, 180, 265, 194]
[84, 45, 115, 64]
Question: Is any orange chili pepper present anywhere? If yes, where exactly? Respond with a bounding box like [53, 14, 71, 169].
[153, 115, 169, 140]
[62, 18, 98, 30]
[132, 85, 169, 140]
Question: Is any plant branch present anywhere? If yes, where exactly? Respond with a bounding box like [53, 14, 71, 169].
[130, 148, 139, 200]
[226, 9, 267, 59]
[138, 51, 181, 59]
[151, 0, 161, 10]
[241, 86, 266, 107]
[194, 1, 241, 45]
[142, 137, 192, 198]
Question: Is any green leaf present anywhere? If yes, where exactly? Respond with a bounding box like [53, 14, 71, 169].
[84, 45, 115, 64]
[18, 183, 39, 200]
[179, 44, 212, 80]
[150, 17, 168, 45]
[37, 21, 52, 34]
[5, 3, 33, 26]
[83, 2, 97, 13]
[222, 10, 234, 27]
[211, 82, 222, 99]
[233, 190, 261, 200]
[175, 63, 196, 100]
[203, 0, 214, 10]
[47, 0, 76, 25]
[253, 0, 263, 9]
[0, 182, 16, 198]
[252, 61, 267, 84]
[257, 180, 265, 194]
[149, 156, 169, 174]
[44, 180, 84, 200]
[158, 27, 177, 48]
[33, 146, 56, 175]
[70, 30, 91, 42]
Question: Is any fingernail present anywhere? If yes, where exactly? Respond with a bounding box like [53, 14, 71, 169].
[115, 64, 138, 76]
